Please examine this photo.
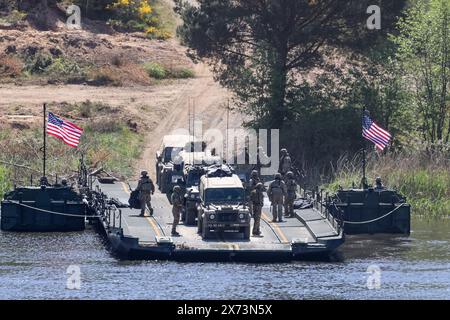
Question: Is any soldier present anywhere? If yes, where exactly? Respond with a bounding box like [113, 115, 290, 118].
[39, 176, 50, 186]
[247, 170, 261, 211]
[248, 170, 261, 192]
[136, 170, 155, 217]
[250, 182, 265, 236]
[171, 185, 183, 236]
[279, 148, 292, 177]
[268, 173, 286, 222]
[284, 171, 298, 218]
[375, 177, 385, 190]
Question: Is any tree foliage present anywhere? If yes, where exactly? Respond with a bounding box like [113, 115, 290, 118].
[391, 0, 450, 145]
[175, 0, 407, 129]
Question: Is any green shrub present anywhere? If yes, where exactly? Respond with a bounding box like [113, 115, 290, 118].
[24, 53, 53, 74]
[45, 57, 86, 81]
[169, 68, 195, 79]
[143, 62, 195, 79]
[143, 62, 167, 79]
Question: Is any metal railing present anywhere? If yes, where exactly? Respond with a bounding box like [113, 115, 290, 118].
[311, 188, 344, 235]
[105, 204, 122, 230]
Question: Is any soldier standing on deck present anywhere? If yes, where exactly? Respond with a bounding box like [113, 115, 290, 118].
[279, 149, 292, 178]
[247, 170, 262, 213]
[171, 185, 183, 236]
[250, 183, 265, 236]
[268, 173, 286, 223]
[284, 171, 298, 218]
[137, 171, 155, 217]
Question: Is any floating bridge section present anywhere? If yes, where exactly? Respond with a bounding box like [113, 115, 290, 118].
[95, 181, 344, 262]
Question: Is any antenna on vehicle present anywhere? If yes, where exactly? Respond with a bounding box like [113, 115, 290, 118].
[226, 99, 230, 165]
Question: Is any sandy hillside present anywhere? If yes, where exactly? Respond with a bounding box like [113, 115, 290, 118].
[0, 63, 245, 178]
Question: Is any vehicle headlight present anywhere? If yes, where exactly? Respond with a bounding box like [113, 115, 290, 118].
[209, 214, 215, 220]
[190, 194, 196, 199]
[239, 213, 245, 219]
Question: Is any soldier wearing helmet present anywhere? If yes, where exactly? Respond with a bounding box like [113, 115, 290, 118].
[268, 173, 287, 222]
[247, 170, 263, 212]
[170, 185, 183, 236]
[375, 177, 385, 190]
[279, 148, 292, 177]
[250, 182, 265, 236]
[284, 171, 298, 218]
[136, 170, 155, 217]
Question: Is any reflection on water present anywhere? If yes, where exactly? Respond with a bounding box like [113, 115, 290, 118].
[0, 217, 449, 300]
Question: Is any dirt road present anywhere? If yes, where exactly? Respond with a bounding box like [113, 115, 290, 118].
[0, 63, 245, 177]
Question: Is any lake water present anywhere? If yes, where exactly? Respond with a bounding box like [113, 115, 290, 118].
[0, 217, 449, 300]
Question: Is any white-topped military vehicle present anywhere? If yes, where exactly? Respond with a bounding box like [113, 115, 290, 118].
[197, 165, 251, 240]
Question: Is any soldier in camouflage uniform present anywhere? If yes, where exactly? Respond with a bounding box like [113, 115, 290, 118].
[136, 171, 155, 217]
[170, 185, 183, 236]
[247, 170, 261, 210]
[268, 173, 286, 222]
[284, 171, 298, 218]
[250, 182, 265, 236]
[279, 148, 292, 178]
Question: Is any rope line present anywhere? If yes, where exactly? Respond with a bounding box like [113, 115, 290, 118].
[334, 202, 407, 225]
[6, 200, 101, 218]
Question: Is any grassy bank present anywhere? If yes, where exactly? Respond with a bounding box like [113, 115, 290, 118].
[0, 101, 144, 192]
[324, 151, 450, 218]
[0, 166, 12, 199]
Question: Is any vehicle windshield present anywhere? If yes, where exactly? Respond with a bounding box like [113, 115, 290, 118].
[163, 147, 183, 162]
[205, 188, 245, 203]
[186, 170, 203, 187]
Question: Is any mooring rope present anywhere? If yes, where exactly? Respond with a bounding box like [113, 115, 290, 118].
[335, 202, 407, 225]
[6, 200, 102, 218]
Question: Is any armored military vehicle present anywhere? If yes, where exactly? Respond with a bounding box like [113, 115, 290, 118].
[197, 165, 251, 240]
[156, 135, 197, 193]
[327, 180, 411, 235]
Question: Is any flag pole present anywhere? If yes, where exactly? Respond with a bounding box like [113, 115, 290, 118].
[362, 106, 367, 189]
[43, 103, 47, 178]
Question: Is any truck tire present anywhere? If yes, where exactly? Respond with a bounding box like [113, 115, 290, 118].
[202, 224, 211, 239]
[197, 217, 202, 234]
[185, 208, 196, 226]
[160, 176, 167, 193]
[243, 226, 251, 240]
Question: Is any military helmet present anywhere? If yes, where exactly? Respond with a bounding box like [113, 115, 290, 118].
[376, 177, 382, 184]
[256, 182, 264, 189]
[280, 148, 287, 155]
[251, 170, 259, 178]
[275, 173, 282, 180]
[173, 185, 181, 192]
[286, 171, 294, 178]
[141, 170, 148, 177]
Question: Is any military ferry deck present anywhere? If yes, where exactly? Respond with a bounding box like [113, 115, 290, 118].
[96, 181, 344, 262]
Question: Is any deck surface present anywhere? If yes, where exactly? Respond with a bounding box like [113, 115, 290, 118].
[98, 181, 340, 256]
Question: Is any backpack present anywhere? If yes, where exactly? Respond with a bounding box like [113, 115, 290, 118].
[128, 189, 141, 209]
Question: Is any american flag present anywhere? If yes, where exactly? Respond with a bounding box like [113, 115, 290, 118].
[47, 112, 83, 148]
[362, 114, 391, 151]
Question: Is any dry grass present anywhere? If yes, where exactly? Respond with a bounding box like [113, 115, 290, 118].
[0, 55, 23, 77]
[88, 63, 152, 86]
